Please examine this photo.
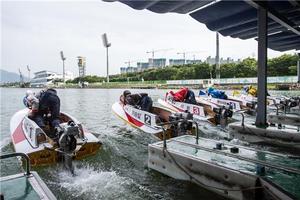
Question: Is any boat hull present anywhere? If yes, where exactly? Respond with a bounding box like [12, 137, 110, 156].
[157, 98, 210, 123]
[10, 109, 101, 166]
[112, 102, 167, 137]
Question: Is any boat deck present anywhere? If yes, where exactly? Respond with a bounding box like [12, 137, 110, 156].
[148, 135, 300, 199]
[228, 122, 300, 149]
[0, 172, 56, 200]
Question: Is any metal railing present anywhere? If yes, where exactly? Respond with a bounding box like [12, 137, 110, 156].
[157, 119, 200, 149]
[0, 152, 31, 176]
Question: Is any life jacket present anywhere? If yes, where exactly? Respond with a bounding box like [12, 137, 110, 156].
[169, 88, 188, 102]
[248, 86, 257, 97]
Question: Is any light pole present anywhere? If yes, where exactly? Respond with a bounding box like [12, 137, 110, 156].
[60, 51, 66, 82]
[102, 33, 111, 83]
[27, 65, 31, 81]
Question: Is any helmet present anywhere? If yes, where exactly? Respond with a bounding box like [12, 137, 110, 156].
[123, 90, 131, 97]
[243, 85, 250, 92]
[207, 87, 214, 94]
[26, 90, 34, 97]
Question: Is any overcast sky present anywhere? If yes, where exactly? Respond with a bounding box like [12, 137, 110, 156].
[1, 0, 295, 77]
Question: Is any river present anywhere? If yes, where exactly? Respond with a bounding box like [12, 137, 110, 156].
[0, 88, 299, 200]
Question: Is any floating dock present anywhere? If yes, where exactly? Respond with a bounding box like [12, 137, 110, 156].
[0, 153, 56, 200]
[229, 113, 300, 150]
[148, 135, 300, 200]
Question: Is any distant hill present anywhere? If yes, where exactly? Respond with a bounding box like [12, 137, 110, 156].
[0, 69, 29, 83]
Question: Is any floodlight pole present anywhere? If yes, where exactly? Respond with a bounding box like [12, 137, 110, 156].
[27, 65, 30, 80]
[63, 59, 65, 83]
[60, 51, 66, 83]
[106, 46, 109, 83]
[102, 33, 111, 83]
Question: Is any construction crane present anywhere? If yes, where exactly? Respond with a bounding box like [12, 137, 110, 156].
[177, 50, 206, 65]
[19, 68, 24, 85]
[146, 48, 172, 67]
[26, 65, 31, 81]
[124, 60, 139, 67]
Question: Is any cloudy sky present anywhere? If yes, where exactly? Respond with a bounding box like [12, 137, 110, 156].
[1, 0, 294, 77]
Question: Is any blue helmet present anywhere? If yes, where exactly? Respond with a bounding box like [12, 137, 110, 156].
[243, 85, 250, 92]
[207, 87, 214, 94]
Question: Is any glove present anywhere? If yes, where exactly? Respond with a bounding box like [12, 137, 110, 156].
[55, 126, 64, 136]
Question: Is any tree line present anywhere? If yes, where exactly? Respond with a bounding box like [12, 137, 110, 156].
[67, 53, 298, 83]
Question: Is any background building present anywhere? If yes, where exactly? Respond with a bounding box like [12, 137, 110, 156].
[205, 56, 241, 65]
[169, 59, 185, 66]
[186, 59, 202, 64]
[137, 62, 149, 72]
[148, 58, 166, 68]
[120, 67, 138, 74]
[30, 70, 73, 87]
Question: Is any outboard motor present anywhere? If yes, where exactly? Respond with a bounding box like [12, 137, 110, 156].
[213, 106, 233, 128]
[280, 98, 299, 113]
[246, 101, 256, 110]
[168, 112, 193, 137]
[58, 121, 81, 174]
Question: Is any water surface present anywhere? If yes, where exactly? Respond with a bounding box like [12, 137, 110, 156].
[0, 88, 299, 199]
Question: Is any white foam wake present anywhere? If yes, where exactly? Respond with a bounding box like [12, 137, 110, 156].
[53, 165, 141, 199]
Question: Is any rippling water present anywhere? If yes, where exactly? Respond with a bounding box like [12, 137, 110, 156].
[0, 88, 299, 200]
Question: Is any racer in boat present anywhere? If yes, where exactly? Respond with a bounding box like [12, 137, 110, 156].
[168, 87, 197, 104]
[121, 90, 153, 112]
[23, 88, 61, 138]
[206, 87, 228, 99]
[242, 85, 257, 97]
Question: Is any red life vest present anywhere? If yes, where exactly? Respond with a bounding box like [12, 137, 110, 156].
[169, 88, 188, 102]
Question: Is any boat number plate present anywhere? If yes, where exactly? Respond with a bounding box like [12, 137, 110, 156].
[144, 114, 151, 125]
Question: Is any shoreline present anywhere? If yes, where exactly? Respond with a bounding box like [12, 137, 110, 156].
[1, 82, 299, 90]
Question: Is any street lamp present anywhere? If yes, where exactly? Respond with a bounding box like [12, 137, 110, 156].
[102, 33, 111, 83]
[60, 51, 66, 82]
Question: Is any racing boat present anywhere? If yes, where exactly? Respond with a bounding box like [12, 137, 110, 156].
[10, 108, 102, 170]
[112, 101, 194, 139]
[158, 93, 233, 127]
[196, 95, 241, 111]
[158, 92, 210, 122]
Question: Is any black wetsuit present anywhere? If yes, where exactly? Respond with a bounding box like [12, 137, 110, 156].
[125, 93, 153, 112]
[31, 89, 60, 130]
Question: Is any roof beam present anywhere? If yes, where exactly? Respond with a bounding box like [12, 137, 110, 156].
[246, 0, 300, 36]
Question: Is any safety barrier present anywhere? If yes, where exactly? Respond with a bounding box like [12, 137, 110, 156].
[167, 76, 298, 85]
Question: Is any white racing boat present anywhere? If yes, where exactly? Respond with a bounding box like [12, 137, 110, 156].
[158, 93, 234, 127]
[158, 93, 210, 123]
[196, 95, 241, 111]
[112, 101, 195, 139]
[10, 108, 102, 169]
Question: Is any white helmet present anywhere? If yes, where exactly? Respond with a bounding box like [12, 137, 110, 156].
[26, 90, 34, 97]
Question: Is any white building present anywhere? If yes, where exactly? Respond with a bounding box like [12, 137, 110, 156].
[30, 70, 74, 87]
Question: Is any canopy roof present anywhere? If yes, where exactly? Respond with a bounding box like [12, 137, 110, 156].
[105, 0, 300, 51]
